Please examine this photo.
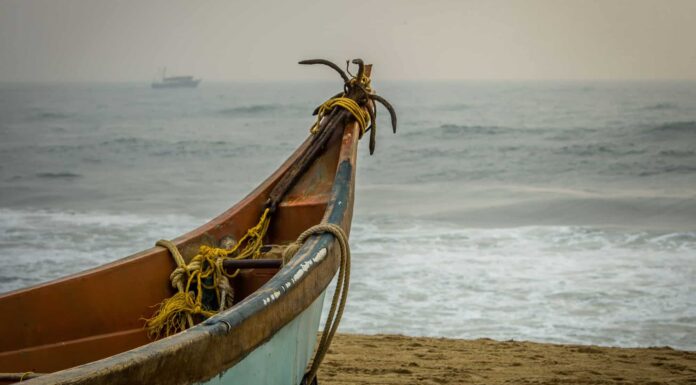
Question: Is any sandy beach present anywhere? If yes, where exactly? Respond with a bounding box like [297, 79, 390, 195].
[319, 334, 696, 385]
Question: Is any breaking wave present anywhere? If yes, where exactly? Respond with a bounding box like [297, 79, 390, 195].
[0, 208, 199, 294]
[325, 218, 696, 350]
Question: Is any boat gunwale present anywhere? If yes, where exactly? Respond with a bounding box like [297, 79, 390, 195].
[20, 121, 360, 385]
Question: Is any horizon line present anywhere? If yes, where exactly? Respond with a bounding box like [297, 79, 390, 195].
[2, 78, 696, 85]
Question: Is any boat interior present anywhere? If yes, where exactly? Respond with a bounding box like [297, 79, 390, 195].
[0, 127, 345, 380]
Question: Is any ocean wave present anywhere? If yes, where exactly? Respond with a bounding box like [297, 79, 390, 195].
[544, 128, 599, 141]
[638, 165, 696, 177]
[99, 137, 235, 148]
[648, 121, 696, 134]
[416, 195, 696, 229]
[0, 208, 199, 293]
[642, 102, 677, 111]
[555, 143, 646, 157]
[106, 137, 141, 144]
[1, 137, 260, 160]
[217, 104, 282, 115]
[99, 137, 145, 146]
[658, 149, 695, 158]
[96, 137, 251, 157]
[0, 207, 198, 228]
[436, 103, 470, 111]
[28, 111, 75, 120]
[35, 172, 82, 179]
[151, 142, 258, 157]
[96, 137, 159, 153]
[438, 124, 511, 135]
[332, 220, 696, 349]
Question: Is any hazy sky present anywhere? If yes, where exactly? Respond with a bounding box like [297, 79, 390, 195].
[1, 0, 695, 82]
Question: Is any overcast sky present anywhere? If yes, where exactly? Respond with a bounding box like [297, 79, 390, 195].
[1, 0, 695, 82]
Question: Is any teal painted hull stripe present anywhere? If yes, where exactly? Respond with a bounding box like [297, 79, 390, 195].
[204, 291, 327, 385]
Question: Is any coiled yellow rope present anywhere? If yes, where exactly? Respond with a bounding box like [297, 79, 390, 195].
[310, 97, 370, 136]
[310, 74, 372, 136]
[146, 208, 272, 338]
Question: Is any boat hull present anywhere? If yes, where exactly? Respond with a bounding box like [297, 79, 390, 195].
[151, 79, 201, 89]
[0, 52, 368, 382]
[1, 120, 360, 385]
[204, 291, 326, 385]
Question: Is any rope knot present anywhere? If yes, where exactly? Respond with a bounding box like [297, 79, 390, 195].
[169, 267, 186, 289]
[146, 208, 272, 338]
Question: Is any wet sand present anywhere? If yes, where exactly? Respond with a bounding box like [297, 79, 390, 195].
[319, 334, 696, 384]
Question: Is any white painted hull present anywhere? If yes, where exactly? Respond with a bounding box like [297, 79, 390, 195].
[203, 291, 327, 385]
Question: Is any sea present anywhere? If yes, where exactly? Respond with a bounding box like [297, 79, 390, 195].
[0, 80, 694, 351]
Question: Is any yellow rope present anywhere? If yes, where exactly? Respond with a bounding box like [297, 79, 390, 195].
[146, 208, 271, 338]
[282, 223, 350, 385]
[310, 97, 370, 136]
[310, 73, 372, 136]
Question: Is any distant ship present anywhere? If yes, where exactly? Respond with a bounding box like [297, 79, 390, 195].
[151, 68, 201, 89]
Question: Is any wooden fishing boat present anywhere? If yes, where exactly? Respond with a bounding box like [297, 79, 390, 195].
[0, 59, 396, 385]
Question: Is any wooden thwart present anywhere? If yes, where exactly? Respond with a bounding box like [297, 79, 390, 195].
[223, 259, 282, 270]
